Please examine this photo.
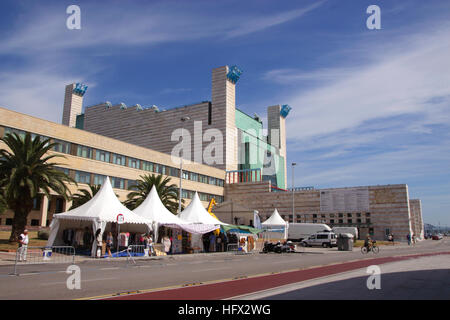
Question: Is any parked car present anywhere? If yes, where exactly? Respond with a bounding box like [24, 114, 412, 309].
[432, 234, 443, 240]
[301, 232, 337, 248]
[288, 223, 332, 242]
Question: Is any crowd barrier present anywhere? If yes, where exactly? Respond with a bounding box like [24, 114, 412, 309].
[13, 246, 75, 275]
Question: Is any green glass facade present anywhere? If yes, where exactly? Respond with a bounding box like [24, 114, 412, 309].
[235, 109, 286, 189]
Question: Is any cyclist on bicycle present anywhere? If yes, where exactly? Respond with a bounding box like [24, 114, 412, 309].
[364, 234, 372, 252]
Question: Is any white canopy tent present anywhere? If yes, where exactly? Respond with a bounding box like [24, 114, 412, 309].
[132, 186, 218, 242]
[177, 192, 229, 252]
[47, 177, 152, 257]
[261, 208, 289, 240]
[177, 192, 229, 226]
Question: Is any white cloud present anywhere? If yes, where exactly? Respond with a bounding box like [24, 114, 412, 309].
[274, 23, 450, 144]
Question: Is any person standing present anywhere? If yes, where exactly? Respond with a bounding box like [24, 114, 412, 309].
[209, 232, 216, 252]
[406, 233, 411, 246]
[163, 235, 171, 255]
[18, 229, 29, 262]
[95, 229, 102, 258]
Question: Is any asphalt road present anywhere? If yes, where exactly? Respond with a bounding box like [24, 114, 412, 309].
[0, 238, 448, 300]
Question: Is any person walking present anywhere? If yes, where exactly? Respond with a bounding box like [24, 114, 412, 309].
[391, 233, 395, 245]
[163, 235, 171, 255]
[106, 232, 113, 258]
[406, 233, 411, 246]
[18, 229, 29, 262]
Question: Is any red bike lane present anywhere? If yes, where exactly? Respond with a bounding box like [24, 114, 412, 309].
[102, 251, 450, 300]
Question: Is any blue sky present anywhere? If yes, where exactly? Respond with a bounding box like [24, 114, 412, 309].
[0, 0, 449, 226]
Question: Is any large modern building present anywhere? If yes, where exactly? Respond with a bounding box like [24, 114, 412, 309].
[66, 66, 289, 189]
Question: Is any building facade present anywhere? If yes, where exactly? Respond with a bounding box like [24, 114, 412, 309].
[217, 181, 424, 241]
[0, 107, 225, 227]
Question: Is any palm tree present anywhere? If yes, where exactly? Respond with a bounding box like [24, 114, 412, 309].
[0, 190, 6, 215]
[69, 185, 102, 210]
[124, 174, 183, 213]
[0, 132, 76, 242]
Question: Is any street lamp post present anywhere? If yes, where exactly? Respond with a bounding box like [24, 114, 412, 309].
[179, 116, 190, 213]
[292, 162, 297, 223]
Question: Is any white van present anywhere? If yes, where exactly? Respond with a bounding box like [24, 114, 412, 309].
[332, 227, 358, 240]
[301, 232, 337, 248]
[288, 223, 332, 242]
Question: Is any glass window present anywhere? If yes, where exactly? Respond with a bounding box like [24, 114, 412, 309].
[190, 172, 198, 182]
[142, 161, 154, 172]
[55, 198, 64, 213]
[357, 219, 362, 223]
[313, 214, 317, 218]
[209, 177, 216, 185]
[75, 171, 91, 184]
[182, 171, 189, 179]
[93, 174, 106, 186]
[31, 219, 39, 226]
[216, 179, 224, 187]
[366, 218, 371, 224]
[111, 177, 125, 189]
[128, 158, 140, 169]
[112, 154, 126, 166]
[366, 212, 371, 217]
[127, 180, 138, 190]
[347, 213, 352, 217]
[339, 219, 343, 224]
[95, 150, 110, 163]
[169, 167, 180, 177]
[330, 219, 335, 224]
[32, 196, 41, 210]
[199, 193, 208, 201]
[4, 127, 26, 139]
[348, 219, 353, 224]
[53, 139, 71, 154]
[77, 146, 92, 159]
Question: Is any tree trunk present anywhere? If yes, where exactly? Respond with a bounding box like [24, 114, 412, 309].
[9, 204, 32, 243]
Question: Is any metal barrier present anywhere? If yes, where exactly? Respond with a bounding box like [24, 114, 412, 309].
[13, 246, 75, 275]
[227, 243, 239, 252]
[126, 245, 153, 264]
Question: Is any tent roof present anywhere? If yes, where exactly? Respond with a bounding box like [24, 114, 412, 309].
[53, 177, 151, 225]
[262, 209, 287, 226]
[177, 192, 228, 225]
[133, 185, 186, 225]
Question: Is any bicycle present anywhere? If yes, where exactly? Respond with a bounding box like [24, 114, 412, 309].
[361, 240, 379, 254]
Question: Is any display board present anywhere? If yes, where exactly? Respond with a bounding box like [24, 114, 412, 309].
[320, 187, 369, 212]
